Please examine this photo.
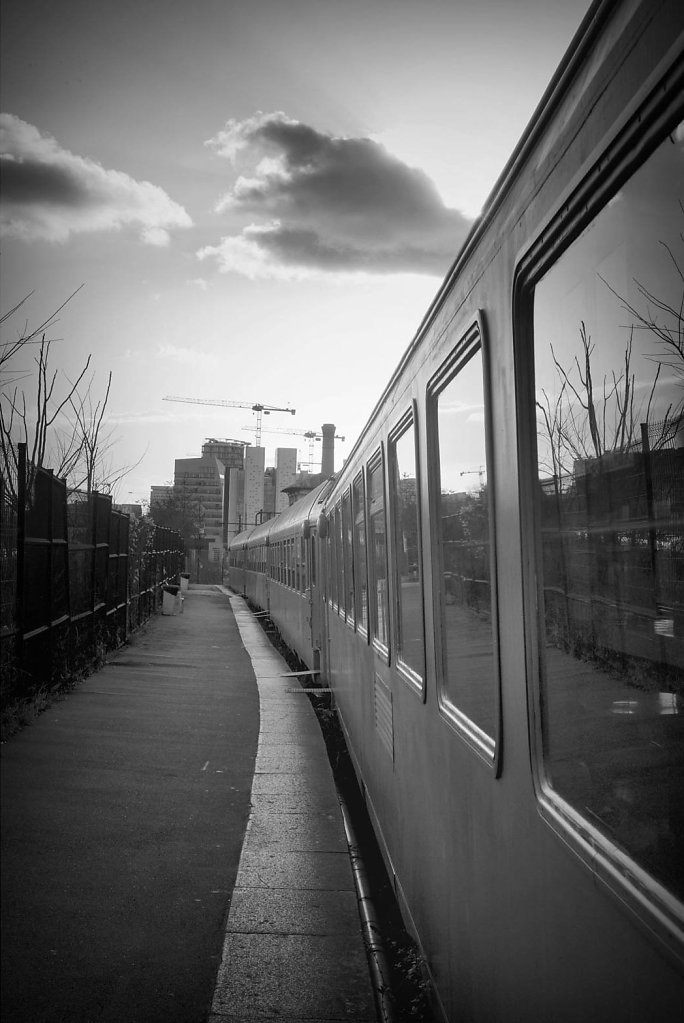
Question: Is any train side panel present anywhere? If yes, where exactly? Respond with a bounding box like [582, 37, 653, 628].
[322, 4, 684, 1021]
[227, 4, 684, 1019]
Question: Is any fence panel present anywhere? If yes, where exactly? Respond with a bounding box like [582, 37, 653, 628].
[0, 458, 19, 692]
[3, 444, 184, 705]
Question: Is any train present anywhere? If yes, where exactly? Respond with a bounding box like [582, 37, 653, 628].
[226, 2, 684, 1020]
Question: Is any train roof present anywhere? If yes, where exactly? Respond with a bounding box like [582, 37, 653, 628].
[336, 0, 616, 476]
[228, 477, 335, 548]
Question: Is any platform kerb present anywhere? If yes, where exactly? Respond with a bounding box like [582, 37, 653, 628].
[209, 591, 376, 1022]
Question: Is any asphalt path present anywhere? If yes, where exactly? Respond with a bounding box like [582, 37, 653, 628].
[1, 586, 260, 1023]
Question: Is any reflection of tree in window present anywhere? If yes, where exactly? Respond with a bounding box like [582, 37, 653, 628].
[353, 474, 368, 632]
[392, 422, 425, 679]
[368, 458, 389, 648]
[533, 126, 683, 900]
[435, 346, 496, 742]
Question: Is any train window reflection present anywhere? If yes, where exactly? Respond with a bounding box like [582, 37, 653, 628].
[434, 344, 496, 744]
[390, 416, 425, 684]
[343, 490, 354, 624]
[330, 506, 340, 607]
[353, 473, 368, 634]
[368, 454, 389, 651]
[533, 126, 684, 899]
[336, 504, 345, 613]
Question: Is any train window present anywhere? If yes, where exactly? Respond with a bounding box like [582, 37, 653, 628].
[295, 537, 300, 592]
[301, 533, 308, 592]
[343, 489, 354, 624]
[329, 506, 339, 607]
[310, 531, 317, 586]
[532, 126, 683, 900]
[390, 410, 425, 689]
[336, 503, 346, 615]
[430, 330, 497, 754]
[368, 451, 390, 653]
[353, 472, 369, 635]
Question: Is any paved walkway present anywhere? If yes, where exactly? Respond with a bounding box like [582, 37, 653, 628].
[1, 586, 376, 1023]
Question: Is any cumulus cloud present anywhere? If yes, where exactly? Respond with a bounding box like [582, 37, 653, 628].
[200, 111, 473, 278]
[0, 113, 192, 244]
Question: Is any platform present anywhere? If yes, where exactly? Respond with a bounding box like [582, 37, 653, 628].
[0, 585, 377, 1023]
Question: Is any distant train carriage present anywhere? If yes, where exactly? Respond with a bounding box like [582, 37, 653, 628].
[228, 2, 684, 1019]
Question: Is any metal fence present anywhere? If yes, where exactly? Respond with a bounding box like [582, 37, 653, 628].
[1, 444, 185, 703]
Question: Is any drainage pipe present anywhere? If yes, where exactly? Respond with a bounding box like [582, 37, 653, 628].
[338, 792, 395, 1023]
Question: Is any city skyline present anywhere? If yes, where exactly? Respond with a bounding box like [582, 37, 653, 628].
[2, 0, 593, 502]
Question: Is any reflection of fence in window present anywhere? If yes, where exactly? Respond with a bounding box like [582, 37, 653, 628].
[540, 419, 683, 672]
[442, 539, 491, 616]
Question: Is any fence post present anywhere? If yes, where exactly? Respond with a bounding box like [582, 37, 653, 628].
[15, 443, 26, 677]
[641, 422, 659, 604]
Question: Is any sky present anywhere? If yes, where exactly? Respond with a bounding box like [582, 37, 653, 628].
[1, 0, 594, 505]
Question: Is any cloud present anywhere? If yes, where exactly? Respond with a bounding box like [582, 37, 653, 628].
[201, 111, 473, 278]
[155, 342, 218, 370]
[0, 113, 192, 244]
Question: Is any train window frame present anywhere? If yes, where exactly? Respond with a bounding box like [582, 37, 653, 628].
[329, 505, 339, 609]
[336, 500, 346, 616]
[353, 469, 370, 640]
[426, 314, 502, 772]
[367, 446, 391, 663]
[388, 403, 426, 699]
[301, 529, 308, 593]
[513, 96, 684, 952]
[342, 486, 355, 628]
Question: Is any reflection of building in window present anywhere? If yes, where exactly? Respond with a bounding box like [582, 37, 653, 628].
[434, 341, 497, 746]
[533, 126, 683, 902]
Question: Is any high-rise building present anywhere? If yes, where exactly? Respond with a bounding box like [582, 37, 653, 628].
[174, 439, 246, 576]
[149, 484, 173, 508]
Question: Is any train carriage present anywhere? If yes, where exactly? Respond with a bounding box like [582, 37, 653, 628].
[228, 2, 684, 1019]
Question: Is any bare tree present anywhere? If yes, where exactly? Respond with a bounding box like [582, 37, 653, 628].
[538, 233, 683, 480]
[1, 291, 139, 501]
[536, 320, 663, 480]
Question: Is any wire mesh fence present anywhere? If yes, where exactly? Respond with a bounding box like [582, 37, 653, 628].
[1, 444, 185, 704]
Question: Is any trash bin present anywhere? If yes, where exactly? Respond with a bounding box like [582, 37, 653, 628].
[162, 584, 183, 615]
[180, 572, 190, 593]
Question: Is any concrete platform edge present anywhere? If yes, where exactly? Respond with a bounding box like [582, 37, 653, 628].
[207, 589, 377, 1021]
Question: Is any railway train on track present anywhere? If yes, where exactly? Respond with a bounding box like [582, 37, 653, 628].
[227, 2, 684, 1019]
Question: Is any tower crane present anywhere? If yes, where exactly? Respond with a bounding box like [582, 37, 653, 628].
[459, 465, 486, 488]
[163, 396, 295, 446]
[245, 426, 345, 467]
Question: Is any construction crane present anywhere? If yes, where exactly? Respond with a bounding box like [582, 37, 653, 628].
[459, 465, 486, 488]
[246, 426, 345, 467]
[164, 396, 295, 446]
